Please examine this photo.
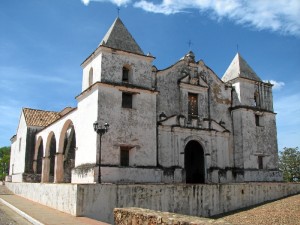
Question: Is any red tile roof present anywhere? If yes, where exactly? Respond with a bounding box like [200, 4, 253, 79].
[22, 108, 61, 127]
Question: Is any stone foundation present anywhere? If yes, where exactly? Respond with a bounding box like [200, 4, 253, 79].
[114, 208, 231, 225]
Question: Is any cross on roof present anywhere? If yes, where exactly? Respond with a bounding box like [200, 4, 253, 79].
[188, 40, 193, 50]
[117, 7, 120, 17]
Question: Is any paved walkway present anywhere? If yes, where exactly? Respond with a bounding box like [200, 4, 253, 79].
[0, 184, 111, 225]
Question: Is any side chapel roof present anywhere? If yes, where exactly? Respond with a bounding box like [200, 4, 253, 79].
[222, 53, 262, 82]
[99, 17, 144, 55]
[22, 108, 61, 127]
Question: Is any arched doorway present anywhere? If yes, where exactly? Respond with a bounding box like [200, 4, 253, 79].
[184, 140, 205, 183]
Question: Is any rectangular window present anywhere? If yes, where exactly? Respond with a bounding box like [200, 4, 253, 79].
[122, 92, 133, 108]
[258, 156, 263, 169]
[188, 93, 198, 121]
[120, 147, 130, 167]
[255, 115, 260, 126]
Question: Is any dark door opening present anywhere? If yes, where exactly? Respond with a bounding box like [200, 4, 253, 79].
[185, 140, 205, 183]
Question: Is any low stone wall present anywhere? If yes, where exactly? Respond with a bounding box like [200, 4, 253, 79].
[5, 182, 300, 224]
[114, 207, 231, 225]
[5, 182, 78, 215]
[76, 182, 300, 223]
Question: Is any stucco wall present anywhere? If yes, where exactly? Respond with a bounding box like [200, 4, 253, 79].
[97, 84, 157, 167]
[78, 183, 300, 223]
[232, 108, 279, 174]
[5, 182, 300, 224]
[158, 125, 231, 183]
[101, 51, 153, 89]
[10, 112, 27, 178]
[5, 182, 78, 215]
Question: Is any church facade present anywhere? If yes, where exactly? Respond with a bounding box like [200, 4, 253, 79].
[9, 17, 282, 184]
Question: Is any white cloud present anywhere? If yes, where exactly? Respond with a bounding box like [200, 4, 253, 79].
[80, 0, 300, 36]
[81, 0, 90, 6]
[133, 0, 300, 36]
[81, 0, 131, 6]
[263, 80, 285, 90]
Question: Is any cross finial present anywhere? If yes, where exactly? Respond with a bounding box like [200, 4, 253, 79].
[117, 7, 120, 17]
[188, 40, 193, 50]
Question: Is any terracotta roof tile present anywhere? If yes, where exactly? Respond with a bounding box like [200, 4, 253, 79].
[22, 108, 61, 127]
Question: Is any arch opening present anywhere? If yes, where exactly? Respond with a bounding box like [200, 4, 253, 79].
[36, 140, 44, 174]
[49, 134, 56, 183]
[184, 140, 205, 184]
[62, 124, 76, 183]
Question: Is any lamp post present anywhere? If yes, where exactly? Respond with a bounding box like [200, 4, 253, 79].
[93, 121, 109, 183]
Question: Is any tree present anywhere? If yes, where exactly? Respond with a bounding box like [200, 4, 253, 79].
[279, 147, 300, 182]
[0, 146, 10, 181]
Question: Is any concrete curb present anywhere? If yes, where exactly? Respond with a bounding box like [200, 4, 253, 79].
[0, 197, 44, 225]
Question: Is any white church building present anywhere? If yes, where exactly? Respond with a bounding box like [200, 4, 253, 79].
[9, 17, 282, 184]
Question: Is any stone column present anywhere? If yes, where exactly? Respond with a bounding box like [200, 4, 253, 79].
[54, 152, 64, 183]
[41, 157, 50, 183]
[32, 159, 37, 174]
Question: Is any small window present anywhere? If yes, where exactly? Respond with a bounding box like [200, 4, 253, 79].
[255, 115, 260, 126]
[122, 92, 133, 108]
[88, 68, 93, 86]
[122, 67, 129, 82]
[188, 93, 198, 121]
[120, 147, 130, 167]
[258, 156, 263, 169]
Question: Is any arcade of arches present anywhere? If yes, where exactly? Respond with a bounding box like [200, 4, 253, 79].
[33, 121, 76, 183]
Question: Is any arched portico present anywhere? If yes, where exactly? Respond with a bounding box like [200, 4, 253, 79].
[184, 140, 205, 183]
[33, 137, 44, 175]
[55, 120, 76, 183]
[42, 132, 56, 183]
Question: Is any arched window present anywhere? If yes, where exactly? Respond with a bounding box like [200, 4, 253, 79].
[88, 67, 93, 86]
[122, 66, 130, 82]
[254, 91, 259, 107]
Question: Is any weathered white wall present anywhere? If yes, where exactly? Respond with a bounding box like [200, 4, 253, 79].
[232, 109, 279, 175]
[6, 182, 300, 224]
[100, 49, 153, 89]
[10, 112, 27, 179]
[97, 84, 157, 167]
[77, 183, 300, 223]
[158, 125, 231, 183]
[81, 52, 102, 91]
[75, 88, 98, 167]
[101, 167, 162, 183]
[5, 182, 78, 215]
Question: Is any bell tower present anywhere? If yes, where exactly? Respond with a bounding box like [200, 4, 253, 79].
[76, 17, 158, 183]
[222, 53, 280, 182]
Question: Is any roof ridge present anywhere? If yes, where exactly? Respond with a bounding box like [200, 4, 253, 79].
[22, 107, 59, 113]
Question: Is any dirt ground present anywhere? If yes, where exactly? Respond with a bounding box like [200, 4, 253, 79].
[217, 194, 300, 225]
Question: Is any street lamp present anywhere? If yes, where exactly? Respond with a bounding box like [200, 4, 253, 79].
[93, 121, 109, 183]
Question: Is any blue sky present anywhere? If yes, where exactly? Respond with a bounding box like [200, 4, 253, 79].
[0, 0, 299, 151]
